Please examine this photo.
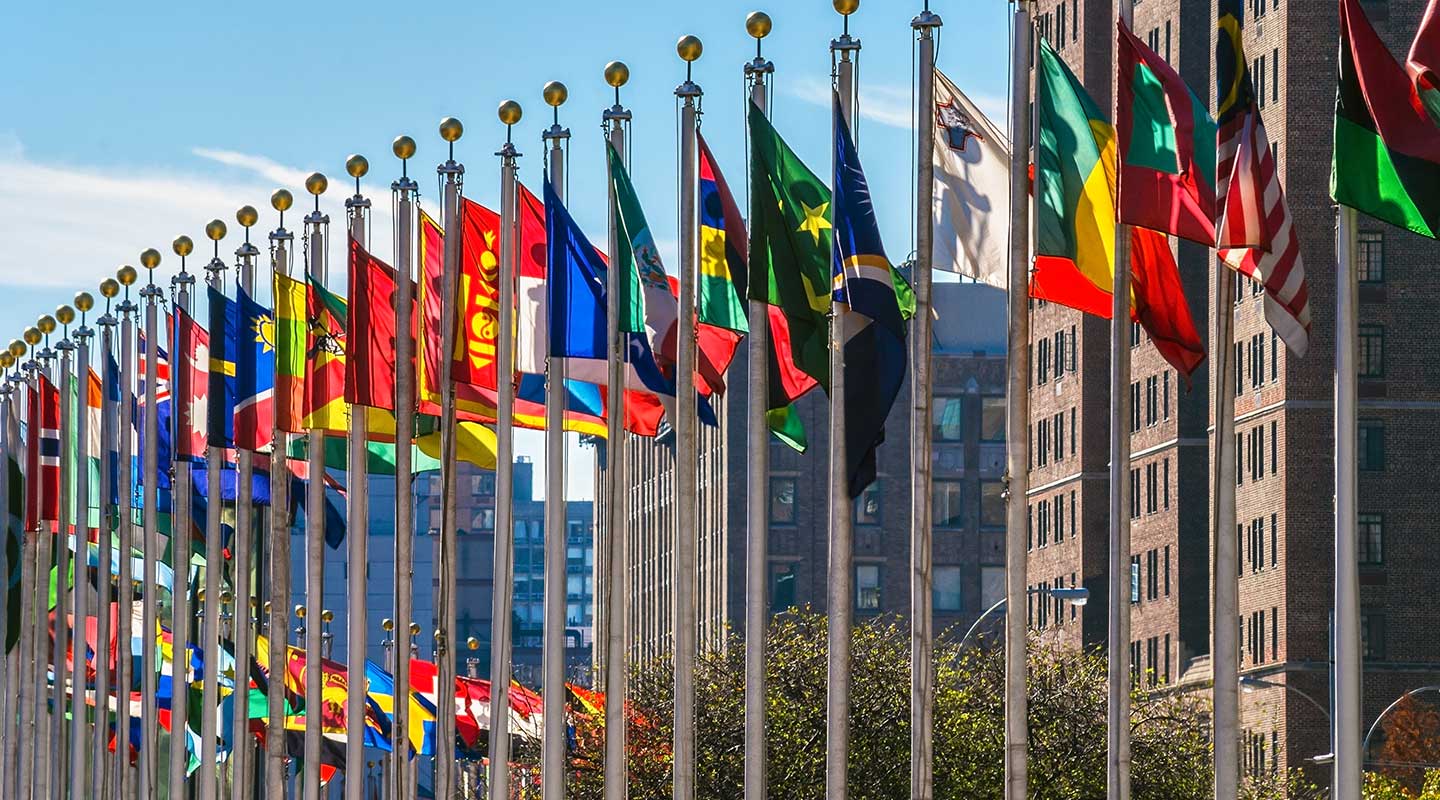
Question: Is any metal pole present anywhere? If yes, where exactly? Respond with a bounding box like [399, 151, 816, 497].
[0, 381, 12, 795]
[170, 255, 197, 800]
[742, 26, 772, 800]
[828, 20, 859, 800]
[673, 49, 702, 800]
[36, 339, 57, 800]
[541, 90, 570, 800]
[1332, 205, 1361, 800]
[139, 259, 162, 800]
[435, 119, 466, 800]
[265, 216, 295, 800]
[73, 307, 96, 800]
[345, 162, 372, 800]
[1212, 223, 1239, 800]
[18, 348, 41, 800]
[232, 221, 260, 800]
[116, 282, 138, 800]
[56, 324, 74, 799]
[94, 298, 116, 800]
[303, 188, 330, 800]
[200, 240, 227, 800]
[390, 139, 419, 800]
[910, 9, 941, 800]
[486, 112, 519, 800]
[600, 73, 631, 800]
[1003, 5, 1034, 800]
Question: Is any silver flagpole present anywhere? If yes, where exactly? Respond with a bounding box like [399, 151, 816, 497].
[389, 136, 419, 800]
[1003, 4, 1033, 800]
[138, 247, 163, 800]
[265, 190, 297, 800]
[540, 81, 570, 800]
[93, 281, 118, 800]
[18, 330, 44, 800]
[36, 319, 58, 800]
[910, 6, 942, 800]
[231, 206, 261, 800]
[0, 360, 12, 794]
[600, 61, 631, 800]
[1108, 2, 1134, 799]
[1333, 206, 1361, 800]
[170, 235, 198, 800]
[114, 267, 139, 800]
[55, 307, 75, 799]
[200, 220, 230, 800]
[344, 153, 372, 800]
[73, 295, 98, 800]
[673, 35, 703, 800]
[486, 104, 521, 800]
[1211, 208, 1239, 799]
[302, 172, 330, 800]
[828, 6, 859, 797]
[435, 115, 466, 800]
[741, 14, 772, 800]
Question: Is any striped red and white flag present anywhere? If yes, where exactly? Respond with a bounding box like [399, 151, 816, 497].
[1216, 3, 1312, 356]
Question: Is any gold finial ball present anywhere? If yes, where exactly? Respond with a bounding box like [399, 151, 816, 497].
[382, 618, 394, 632]
[393, 135, 417, 160]
[345, 154, 369, 179]
[677, 35, 703, 63]
[172, 235, 194, 257]
[746, 11, 773, 38]
[205, 219, 227, 242]
[74, 292, 94, 313]
[322, 609, 334, 623]
[100, 279, 120, 299]
[439, 116, 464, 143]
[55, 306, 75, 326]
[833, 0, 859, 14]
[38, 315, 56, 335]
[237, 205, 259, 228]
[295, 604, 306, 619]
[117, 265, 138, 286]
[10, 339, 28, 356]
[466, 637, 479, 651]
[0, 354, 13, 370]
[604, 61, 630, 88]
[197, 587, 206, 603]
[409, 622, 421, 635]
[304, 172, 328, 196]
[271, 189, 294, 213]
[543, 81, 568, 108]
[263, 601, 273, 615]
[497, 100, 522, 127]
[23, 329, 41, 347]
[221, 590, 234, 604]
[139, 248, 161, 270]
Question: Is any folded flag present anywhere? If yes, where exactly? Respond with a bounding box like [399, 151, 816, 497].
[38, 373, 61, 523]
[345, 235, 402, 410]
[272, 272, 308, 434]
[171, 306, 210, 462]
[1408, 0, 1440, 127]
[234, 285, 276, 451]
[931, 66, 1011, 289]
[206, 287, 237, 448]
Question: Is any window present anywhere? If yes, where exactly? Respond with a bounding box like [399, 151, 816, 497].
[1163, 459, 1171, 509]
[1146, 375, 1158, 426]
[1146, 549, 1159, 600]
[981, 397, 1006, 441]
[1361, 611, 1386, 659]
[933, 396, 964, 441]
[1359, 420, 1385, 471]
[1272, 47, 1279, 105]
[1130, 468, 1141, 519]
[981, 567, 1005, 607]
[1068, 324, 1077, 371]
[1054, 492, 1065, 542]
[856, 564, 882, 612]
[1070, 407, 1077, 456]
[856, 482, 882, 525]
[1359, 325, 1385, 378]
[1271, 513, 1278, 569]
[980, 481, 1006, 527]
[1037, 338, 1051, 384]
[1146, 462, 1159, 514]
[1163, 546, 1171, 596]
[1037, 418, 1050, 466]
[1271, 333, 1279, 383]
[1053, 413, 1064, 463]
[934, 566, 963, 612]
[1056, 2, 1066, 47]
[770, 562, 798, 613]
[1054, 331, 1065, 378]
[1130, 382, 1142, 432]
[933, 481, 965, 528]
[1037, 500, 1050, 547]
[1358, 231, 1384, 283]
[1234, 341, 1244, 397]
[769, 477, 797, 524]
[1130, 556, 1141, 603]
[1358, 513, 1384, 565]
[1162, 371, 1171, 420]
[1131, 321, 1142, 347]
[1270, 421, 1278, 475]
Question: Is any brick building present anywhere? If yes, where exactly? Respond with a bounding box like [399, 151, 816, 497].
[1026, 0, 1440, 783]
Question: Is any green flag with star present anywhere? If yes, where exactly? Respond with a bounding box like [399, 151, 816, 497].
[747, 100, 833, 389]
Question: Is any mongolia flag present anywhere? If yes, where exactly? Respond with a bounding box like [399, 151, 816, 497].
[171, 307, 210, 462]
[234, 285, 275, 452]
[832, 95, 909, 499]
[206, 287, 237, 448]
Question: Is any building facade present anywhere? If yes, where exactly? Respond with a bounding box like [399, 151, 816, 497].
[1026, 0, 1440, 784]
[601, 282, 1009, 666]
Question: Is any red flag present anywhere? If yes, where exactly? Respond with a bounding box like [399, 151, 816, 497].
[1130, 227, 1206, 381]
[171, 307, 210, 461]
[37, 374, 61, 524]
[345, 236, 403, 410]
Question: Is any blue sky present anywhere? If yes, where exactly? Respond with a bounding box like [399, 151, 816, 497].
[0, 0, 1012, 498]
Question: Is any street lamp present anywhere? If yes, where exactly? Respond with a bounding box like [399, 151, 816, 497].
[959, 586, 1090, 651]
[1240, 675, 1336, 771]
[1362, 685, 1440, 768]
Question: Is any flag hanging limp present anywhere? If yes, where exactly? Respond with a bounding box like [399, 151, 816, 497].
[931, 66, 1011, 290]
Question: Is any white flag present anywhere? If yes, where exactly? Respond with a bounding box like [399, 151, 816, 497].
[932, 67, 1011, 290]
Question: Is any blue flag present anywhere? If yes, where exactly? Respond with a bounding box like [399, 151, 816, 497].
[207, 287, 237, 448]
[832, 95, 909, 498]
[234, 285, 275, 452]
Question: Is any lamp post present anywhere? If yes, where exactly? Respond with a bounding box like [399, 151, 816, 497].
[958, 587, 1090, 652]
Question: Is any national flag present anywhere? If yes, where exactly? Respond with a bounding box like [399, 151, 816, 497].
[303, 273, 352, 435]
[515, 182, 552, 377]
[69, 367, 104, 528]
[1216, 0, 1312, 355]
[103, 349, 121, 509]
[1408, 0, 1440, 126]
[1333, 0, 1440, 239]
[38, 373, 61, 523]
[171, 307, 210, 462]
[272, 272, 308, 433]
[931, 66, 1011, 289]
[747, 100, 834, 390]
[832, 96, 910, 497]
[137, 328, 174, 492]
[206, 287, 237, 448]
[345, 236, 402, 410]
[25, 382, 40, 531]
[234, 285, 277, 452]
[7, 439, 23, 651]
[697, 131, 750, 334]
[1116, 18, 1217, 246]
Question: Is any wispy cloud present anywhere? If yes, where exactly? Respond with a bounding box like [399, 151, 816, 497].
[191, 147, 309, 187]
[786, 76, 1009, 135]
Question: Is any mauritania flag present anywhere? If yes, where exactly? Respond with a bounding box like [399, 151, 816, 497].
[1333, 0, 1440, 239]
[833, 96, 909, 499]
[234, 285, 275, 453]
[207, 286, 237, 448]
[932, 66, 1011, 289]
